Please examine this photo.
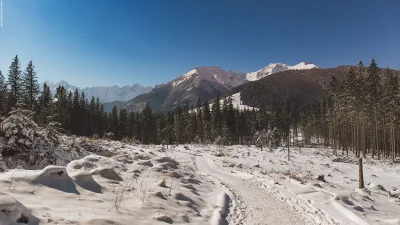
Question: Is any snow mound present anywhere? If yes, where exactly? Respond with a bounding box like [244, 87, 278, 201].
[91, 167, 123, 181]
[70, 170, 103, 193]
[67, 155, 124, 181]
[0, 195, 38, 225]
[31, 165, 80, 194]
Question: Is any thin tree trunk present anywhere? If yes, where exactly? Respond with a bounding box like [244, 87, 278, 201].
[358, 157, 364, 189]
[287, 133, 290, 161]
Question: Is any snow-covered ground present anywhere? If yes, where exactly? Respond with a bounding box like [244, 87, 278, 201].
[229, 93, 258, 111]
[0, 142, 399, 224]
[0, 141, 229, 225]
[195, 145, 400, 225]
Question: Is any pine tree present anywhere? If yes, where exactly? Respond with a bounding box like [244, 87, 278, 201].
[22, 61, 40, 110]
[80, 92, 88, 136]
[37, 82, 53, 125]
[71, 89, 81, 135]
[196, 98, 204, 140]
[127, 111, 136, 139]
[202, 100, 212, 143]
[0, 70, 5, 90]
[0, 70, 7, 116]
[142, 103, 155, 144]
[7, 55, 23, 107]
[119, 108, 128, 139]
[67, 91, 73, 132]
[87, 96, 96, 137]
[366, 59, 381, 158]
[54, 86, 69, 130]
[211, 95, 222, 137]
[226, 96, 236, 144]
[111, 105, 119, 139]
[382, 67, 399, 161]
[98, 104, 106, 137]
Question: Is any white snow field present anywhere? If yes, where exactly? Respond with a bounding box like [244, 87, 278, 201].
[191, 145, 400, 225]
[0, 142, 399, 224]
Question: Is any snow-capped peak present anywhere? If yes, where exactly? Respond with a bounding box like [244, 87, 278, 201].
[246, 62, 318, 81]
[172, 66, 246, 89]
[289, 62, 318, 70]
[172, 69, 198, 87]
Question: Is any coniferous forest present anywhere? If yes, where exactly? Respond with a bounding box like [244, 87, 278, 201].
[0, 55, 399, 161]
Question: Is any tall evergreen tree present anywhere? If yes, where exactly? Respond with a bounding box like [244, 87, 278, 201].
[142, 103, 155, 144]
[7, 55, 23, 107]
[119, 108, 128, 139]
[366, 59, 381, 158]
[196, 98, 204, 140]
[22, 61, 40, 110]
[71, 89, 81, 135]
[37, 82, 53, 125]
[111, 105, 119, 139]
[0, 70, 7, 116]
[211, 95, 222, 136]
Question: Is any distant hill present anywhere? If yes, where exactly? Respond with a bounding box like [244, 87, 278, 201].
[46, 80, 152, 103]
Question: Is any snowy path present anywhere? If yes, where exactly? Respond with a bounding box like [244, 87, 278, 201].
[193, 152, 313, 225]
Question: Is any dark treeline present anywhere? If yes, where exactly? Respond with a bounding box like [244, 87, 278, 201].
[0, 56, 298, 146]
[1, 56, 399, 161]
[300, 59, 400, 161]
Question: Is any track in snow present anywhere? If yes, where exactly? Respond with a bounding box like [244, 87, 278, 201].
[194, 153, 313, 225]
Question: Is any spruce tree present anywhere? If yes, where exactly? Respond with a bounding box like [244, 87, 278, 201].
[37, 82, 53, 125]
[0, 70, 7, 116]
[22, 61, 40, 110]
[71, 89, 81, 135]
[80, 92, 88, 135]
[202, 100, 212, 143]
[196, 98, 204, 140]
[366, 59, 381, 158]
[382, 67, 399, 161]
[111, 105, 119, 139]
[127, 111, 136, 139]
[7, 55, 23, 107]
[119, 108, 128, 139]
[142, 103, 154, 144]
[211, 95, 222, 137]
[54, 86, 69, 130]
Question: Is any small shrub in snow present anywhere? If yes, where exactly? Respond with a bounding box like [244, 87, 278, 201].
[104, 132, 115, 140]
[194, 135, 201, 145]
[214, 136, 226, 146]
[254, 129, 270, 151]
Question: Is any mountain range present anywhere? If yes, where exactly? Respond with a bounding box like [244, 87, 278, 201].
[121, 62, 318, 112]
[48, 62, 318, 112]
[45, 81, 153, 103]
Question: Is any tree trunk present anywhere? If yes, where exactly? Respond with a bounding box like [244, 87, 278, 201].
[287, 133, 290, 161]
[358, 157, 364, 189]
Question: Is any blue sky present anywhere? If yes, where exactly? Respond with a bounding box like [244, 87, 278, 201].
[0, 0, 399, 87]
